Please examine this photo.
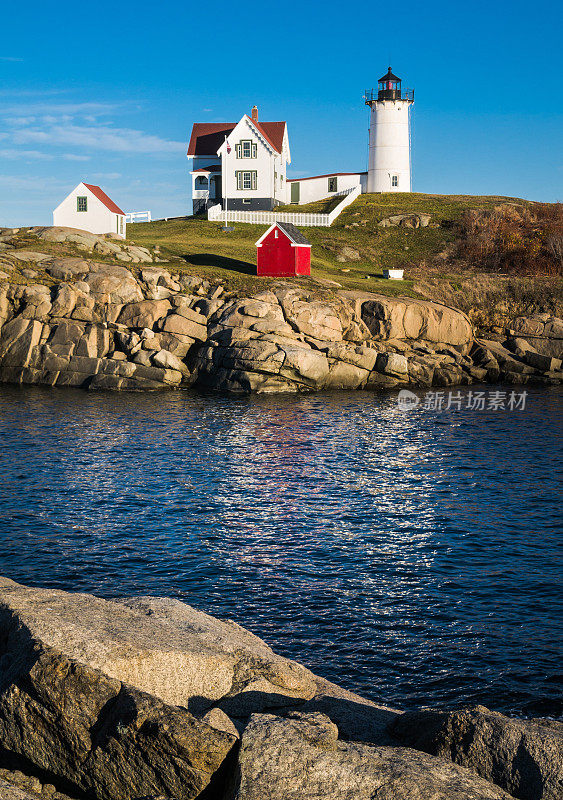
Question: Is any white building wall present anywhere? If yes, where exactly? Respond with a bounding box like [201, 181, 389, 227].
[220, 118, 275, 204]
[367, 100, 412, 193]
[288, 173, 364, 205]
[53, 184, 126, 238]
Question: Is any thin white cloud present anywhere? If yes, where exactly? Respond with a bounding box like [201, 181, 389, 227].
[0, 57, 24, 62]
[0, 148, 53, 160]
[0, 88, 71, 98]
[1, 102, 117, 117]
[63, 154, 90, 161]
[14, 123, 185, 154]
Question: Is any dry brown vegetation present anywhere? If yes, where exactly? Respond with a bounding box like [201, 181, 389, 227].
[457, 202, 563, 276]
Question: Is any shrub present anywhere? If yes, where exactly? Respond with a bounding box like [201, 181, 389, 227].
[457, 202, 563, 276]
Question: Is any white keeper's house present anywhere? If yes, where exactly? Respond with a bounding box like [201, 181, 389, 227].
[187, 67, 414, 216]
[188, 106, 290, 214]
[53, 182, 127, 238]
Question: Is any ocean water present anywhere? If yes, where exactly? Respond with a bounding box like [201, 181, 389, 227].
[0, 384, 561, 718]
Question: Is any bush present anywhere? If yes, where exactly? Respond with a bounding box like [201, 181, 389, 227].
[457, 202, 563, 276]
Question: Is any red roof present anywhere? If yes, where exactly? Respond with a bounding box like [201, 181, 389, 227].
[83, 184, 125, 215]
[250, 119, 286, 154]
[286, 172, 367, 183]
[187, 123, 236, 156]
[187, 119, 286, 155]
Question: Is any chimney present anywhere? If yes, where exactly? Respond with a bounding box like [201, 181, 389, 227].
[251, 105, 259, 122]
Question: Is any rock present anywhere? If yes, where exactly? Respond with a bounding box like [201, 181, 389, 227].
[524, 351, 562, 373]
[340, 291, 473, 348]
[152, 349, 190, 376]
[505, 337, 537, 358]
[84, 271, 143, 305]
[0, 644, 235, 800]
[231, 712, 515, 800]
[336, 246, 361, 262]
[141, 266, 172, 285]
[9, 251, 52, 263]
[20, 268, 37, 279]
[390, 706, 563, 800]
[0, 318, 44, 368]
[0, 579, 316, 717]
[200, 707, 240, 739]
[0, 779, 41, 799]
[50, 284, 78, 317]
[297, 675, 400, 745]
[376, 352, 408, 377]
[162, 313, 207, 341]
[278, 344, 330, 387]
[74, 326, 111, 359]
[45, 258, 90, 281]
[117, 299, 172, 329]
[509, 315, 563, 358]
[173, 303, 208, 326]
[378, 213, 429, 229]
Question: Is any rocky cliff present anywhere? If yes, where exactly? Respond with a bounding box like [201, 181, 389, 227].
[0, 577, 561, 800]
[0, 227, 561, 393]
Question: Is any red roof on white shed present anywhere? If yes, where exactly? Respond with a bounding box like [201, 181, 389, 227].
[83, 184, 125, 215]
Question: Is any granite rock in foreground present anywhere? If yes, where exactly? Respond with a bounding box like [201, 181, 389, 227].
[1, 577, 559, 800]
[230, 712, 516, 800]
[390, 707, 563, 800]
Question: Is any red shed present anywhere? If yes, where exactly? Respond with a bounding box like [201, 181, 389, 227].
[255, 222, 311, 277]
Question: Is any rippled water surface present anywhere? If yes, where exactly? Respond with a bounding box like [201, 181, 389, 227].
[0, 384, 561, 717]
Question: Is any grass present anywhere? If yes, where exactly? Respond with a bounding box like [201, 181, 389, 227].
[124, 192, 542, 297]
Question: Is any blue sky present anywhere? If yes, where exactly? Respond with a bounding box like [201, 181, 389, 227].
[1, 0, 561, 226]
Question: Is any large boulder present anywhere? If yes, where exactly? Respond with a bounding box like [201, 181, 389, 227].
[117, 299, 172, 329]
[45, 257, 90, 281]
[0, 317, 44, 368]
[0, 579, 316, 716]
[83, 266, 142, 305]
[0, 645, 235, 800]
[231, 712, 516, 800]
[389, 706, 563, 800]
[508, 315, 563, 358]
[340, 291, 473, 349]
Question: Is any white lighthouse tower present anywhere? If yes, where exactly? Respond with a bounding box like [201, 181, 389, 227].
[365, 67, 414, 193]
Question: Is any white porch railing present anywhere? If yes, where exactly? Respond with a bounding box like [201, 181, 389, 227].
[126, 211, 152, 223]
[207, 185, 361, 227]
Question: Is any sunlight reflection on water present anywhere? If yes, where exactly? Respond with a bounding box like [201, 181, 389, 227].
[0, 384, 561, 716]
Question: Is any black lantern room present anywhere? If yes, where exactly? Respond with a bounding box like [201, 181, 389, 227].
[378, 67, 402, 100]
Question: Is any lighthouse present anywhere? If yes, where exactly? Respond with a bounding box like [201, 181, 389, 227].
[365, 67, 414, 193]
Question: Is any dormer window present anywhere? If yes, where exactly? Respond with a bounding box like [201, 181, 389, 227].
[236, 140, 257, 158]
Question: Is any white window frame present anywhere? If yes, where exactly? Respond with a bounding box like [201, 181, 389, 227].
[391, 175, 399, 187]
[77, 196, 87, 212]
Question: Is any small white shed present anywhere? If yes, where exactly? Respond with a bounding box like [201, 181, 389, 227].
[53, 182, 127, 238]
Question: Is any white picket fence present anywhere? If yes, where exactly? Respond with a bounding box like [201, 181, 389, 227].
[207, 185, 361, 227]
[125, 211, 152, 223]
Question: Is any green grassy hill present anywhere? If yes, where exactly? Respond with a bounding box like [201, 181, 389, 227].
[124, 193, 561, 332]
[126, 193, 540, 291]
